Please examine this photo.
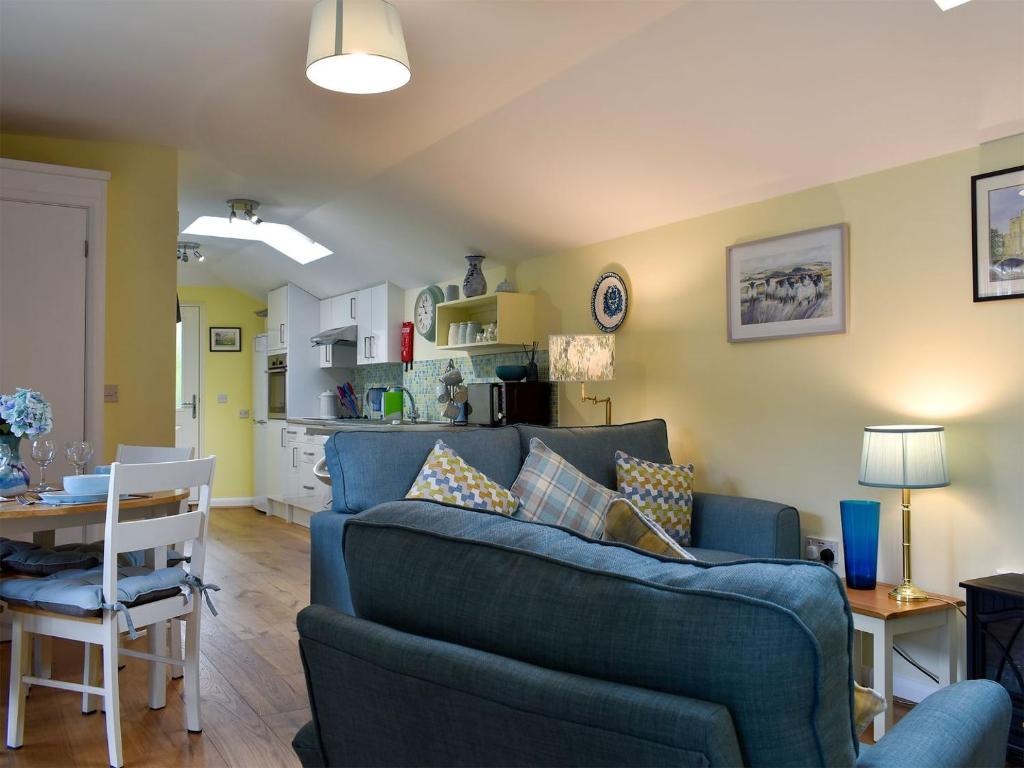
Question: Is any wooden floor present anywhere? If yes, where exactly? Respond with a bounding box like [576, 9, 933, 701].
[1, 507, 310, 768]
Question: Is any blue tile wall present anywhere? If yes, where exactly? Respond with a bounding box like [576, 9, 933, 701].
[342, 351, 555, 424]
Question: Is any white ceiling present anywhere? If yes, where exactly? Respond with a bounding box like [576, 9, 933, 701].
[2, 0, 1023, 300]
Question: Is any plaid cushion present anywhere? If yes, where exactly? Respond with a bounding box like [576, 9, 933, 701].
[602, 498, 695, 560]
[511, 438, 617, 537]
[615, 450, 695, 546]
[406, 440, 519, 516]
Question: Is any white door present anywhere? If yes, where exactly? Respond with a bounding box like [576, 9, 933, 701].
[0, 200, 88, 478]
[253, 334, 268, 511]
[175, 304, 202, 465]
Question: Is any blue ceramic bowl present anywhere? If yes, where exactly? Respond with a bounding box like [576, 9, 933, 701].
[63, 473, 111, 496]
[496, 365, 527, 382]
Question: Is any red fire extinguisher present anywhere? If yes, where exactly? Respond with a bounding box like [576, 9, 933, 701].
[401, 321, 414, 372]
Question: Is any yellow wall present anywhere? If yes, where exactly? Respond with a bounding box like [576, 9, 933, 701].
[177, 286, 266, 499]
[510, 135, 1024, 595]
[0, 133, 178, 461]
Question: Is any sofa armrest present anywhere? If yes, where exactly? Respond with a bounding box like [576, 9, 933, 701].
[857, 680, 1011, 768]
[691, 492, 800, 559]
[310, 509, 357, 614]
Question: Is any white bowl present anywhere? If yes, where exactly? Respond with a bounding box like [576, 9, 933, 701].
[63, 473, 111, 496]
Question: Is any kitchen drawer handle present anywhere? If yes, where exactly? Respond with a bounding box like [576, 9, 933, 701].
[280, 427, 286, 448]
[287, 430, 298, 435]
[350, 296, 356, 320]
[363, 336, 369, 359]
[302, 485, 315, 491]
[292, 447, 298, 468]
[302, 451, 316, 457]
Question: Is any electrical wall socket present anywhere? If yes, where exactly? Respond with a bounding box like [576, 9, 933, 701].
[805, 536, 839, 566]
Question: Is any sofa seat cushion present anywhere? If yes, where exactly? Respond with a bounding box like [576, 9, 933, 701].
[292, 721, 325, 768]
[344, 501, 857, 768]
[325, 426, 521, 513]
[0, 564, 188, 618]
[517, 420, 673, 490]
[683, 547, 748, 564]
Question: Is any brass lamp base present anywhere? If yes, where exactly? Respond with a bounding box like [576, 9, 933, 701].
[888, 581, 929, 602]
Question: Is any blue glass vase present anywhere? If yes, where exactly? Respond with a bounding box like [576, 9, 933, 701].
[840, 500, 880, 590]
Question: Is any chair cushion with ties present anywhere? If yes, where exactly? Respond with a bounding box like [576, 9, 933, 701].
[0, 564, 189, 618]
[1, 545, 100, 576]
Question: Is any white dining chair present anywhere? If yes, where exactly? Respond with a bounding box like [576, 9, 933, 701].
[4, 457, 217, 767]
[115, 443, 194, 678]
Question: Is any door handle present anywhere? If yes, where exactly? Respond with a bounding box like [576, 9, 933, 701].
[180, 394, 197, 420]
[363, 337, 369, 359]
[279, 323, 285, 344]
[292, 447, 298, 468]
[280, 427, 286, 447]
[350, 296, 356, 320]
[369, 336, 375, 359]
[254, 419, 267, 425]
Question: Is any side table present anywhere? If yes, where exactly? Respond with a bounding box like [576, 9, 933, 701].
[843, 579, 964, 741]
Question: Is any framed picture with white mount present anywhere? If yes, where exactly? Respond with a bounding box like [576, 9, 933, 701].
[972, 164, 1024, 302]
[591, 271, 628, 333]
[727, 224, 848, 342]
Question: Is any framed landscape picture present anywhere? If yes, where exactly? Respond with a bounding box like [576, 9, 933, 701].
[209, 326, 241, 352]
[727, 223, 847, 342]
[972, 164, 1024, 302]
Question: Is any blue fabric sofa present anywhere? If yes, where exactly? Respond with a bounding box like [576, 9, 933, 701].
[310, 419, 802, 614]
[299, 419, 1011, 766]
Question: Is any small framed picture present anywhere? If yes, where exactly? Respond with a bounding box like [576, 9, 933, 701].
[209, 327, 242, 352]
[727, 224, 847, 342]
[972, 164, 1024, 302]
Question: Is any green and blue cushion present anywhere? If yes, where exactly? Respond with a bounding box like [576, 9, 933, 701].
[406, 440, 519, 516]
[615, 450, 695, 546]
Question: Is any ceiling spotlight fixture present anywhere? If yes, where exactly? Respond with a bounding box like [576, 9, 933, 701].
[228, 198, 262, 225]
[183, 200, 331, 265]
[934, 0, 971, 10]
[176, 241, 203, 264]
[306, 0, 411, 95]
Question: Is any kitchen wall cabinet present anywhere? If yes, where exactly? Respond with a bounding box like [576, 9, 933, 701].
[317, 292, 357, 369]
[356, 282, 404, 365]
[267, 286, 288, 352]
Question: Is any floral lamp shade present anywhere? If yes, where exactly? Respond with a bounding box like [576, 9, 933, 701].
[548, 334, 615, 383]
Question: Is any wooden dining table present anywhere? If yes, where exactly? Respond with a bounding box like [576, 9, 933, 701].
[0, 488, 191, 709]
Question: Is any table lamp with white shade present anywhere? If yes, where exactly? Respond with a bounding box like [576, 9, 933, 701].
[548, 334, 615, 425]
[858, 425, 950, 602]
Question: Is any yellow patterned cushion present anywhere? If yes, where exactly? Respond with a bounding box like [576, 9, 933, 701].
[602, 499, 695, 560]
[406, 440, 519, 516]
[615, 450, 695, 546]
[853, 682, 886, 736]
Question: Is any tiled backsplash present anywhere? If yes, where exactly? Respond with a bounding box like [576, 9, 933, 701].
[344, 350, 555, 424]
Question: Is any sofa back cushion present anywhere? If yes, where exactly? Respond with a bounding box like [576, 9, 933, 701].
[325, 426, 522, 513]
[344, 502, 857, 768]
[517, 420, 672, 490]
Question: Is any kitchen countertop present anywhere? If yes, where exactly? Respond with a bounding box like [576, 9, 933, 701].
[289, 417, 481, 436]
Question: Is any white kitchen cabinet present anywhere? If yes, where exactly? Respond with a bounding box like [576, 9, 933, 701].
[319, 298, 332, 333]
[284, 432, 302, 501]
[265, 420, 291, 506]
[267, 286, 288, 352]
[356, 282, 404, 365]
[338, 291, 358, 325]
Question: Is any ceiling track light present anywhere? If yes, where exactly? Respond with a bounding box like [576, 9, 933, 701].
[177, 241, 203, 263]
[227, 198, 262, 225]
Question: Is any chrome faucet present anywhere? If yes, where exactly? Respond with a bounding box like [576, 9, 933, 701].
[395, 386, 420, 424]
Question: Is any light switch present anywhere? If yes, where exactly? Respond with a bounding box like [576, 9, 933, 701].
[217, 393, 228, 404]
[104, 384, 118, 403]
[239, 409, 250, 419]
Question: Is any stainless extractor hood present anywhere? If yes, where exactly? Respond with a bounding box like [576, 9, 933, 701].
[310, 325, 358, 346]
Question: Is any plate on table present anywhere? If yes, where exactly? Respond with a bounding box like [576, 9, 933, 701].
[38, 491, 116, 505]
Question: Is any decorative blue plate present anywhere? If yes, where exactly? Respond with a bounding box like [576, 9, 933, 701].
[591, 271, 628, 333]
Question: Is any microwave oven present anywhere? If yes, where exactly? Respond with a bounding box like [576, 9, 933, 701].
[466, 382, 552, 427]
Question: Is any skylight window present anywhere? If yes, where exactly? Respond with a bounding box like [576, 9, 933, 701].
[182, 217, 331, 265]
[934, 0, 971, 10]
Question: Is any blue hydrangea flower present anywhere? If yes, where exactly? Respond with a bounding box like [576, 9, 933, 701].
[0, 389, 53, 438]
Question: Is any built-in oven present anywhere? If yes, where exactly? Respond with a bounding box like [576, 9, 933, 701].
[268, 353, 287, 419]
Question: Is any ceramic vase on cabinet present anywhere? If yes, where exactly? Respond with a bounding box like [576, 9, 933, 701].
[0, 434, 30, 495]
[462, 254, 487, 298]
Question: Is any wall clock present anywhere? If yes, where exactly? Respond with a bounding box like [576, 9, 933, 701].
[591, 271, 628, 333]
[414, 284, 445, 342]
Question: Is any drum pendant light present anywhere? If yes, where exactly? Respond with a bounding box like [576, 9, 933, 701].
[306, 0, 411, 94]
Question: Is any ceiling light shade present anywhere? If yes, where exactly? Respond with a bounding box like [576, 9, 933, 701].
[306, 0, 410, 94]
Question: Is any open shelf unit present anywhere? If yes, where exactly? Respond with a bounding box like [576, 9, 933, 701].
[435, 292, 535, 352]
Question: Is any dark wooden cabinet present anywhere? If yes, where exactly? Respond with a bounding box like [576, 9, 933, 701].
[960, 573, 1024, 764]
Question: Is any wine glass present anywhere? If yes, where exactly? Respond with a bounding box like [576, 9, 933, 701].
[65, 441, 93, 475]
[30, 438, 56, 492]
